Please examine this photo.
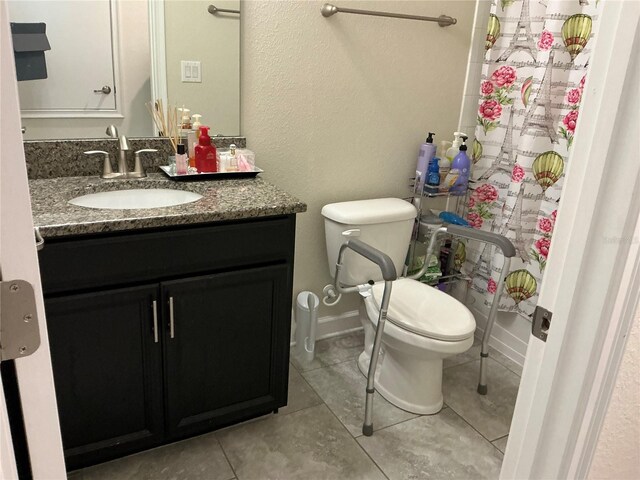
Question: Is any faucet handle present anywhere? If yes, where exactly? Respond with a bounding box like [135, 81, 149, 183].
[84, 150, 113, 177]
[132, 149, 158, 177]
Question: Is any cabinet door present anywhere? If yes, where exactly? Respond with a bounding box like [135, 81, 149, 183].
[46, 285, 163, 469]
[162, 264, 291, 437]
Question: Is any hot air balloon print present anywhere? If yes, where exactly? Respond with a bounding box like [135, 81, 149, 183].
[454, 241, 466, 270]
[486, 14, 500, 51]
[471, 139, 483, 164]
[505, 269, 537, 304]
[533, 151, 564, 192]
[521, 76, 533, 107]
[562, 14, 593, 61]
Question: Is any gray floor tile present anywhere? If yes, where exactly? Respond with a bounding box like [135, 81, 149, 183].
[217, 404, 385, 480]
[303, 360, 417, 437]
[445, 337, 523, 376]
[279, 365, 323, 416]
[357, 409, 503, 480]
[493, 435, 509, 454]
[290, 330, 364, 372]
[489, 349, 523, 377]
[81, 432, 234, 480]
[443, 358, 521, 441]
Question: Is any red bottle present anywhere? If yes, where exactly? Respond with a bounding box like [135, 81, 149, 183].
[194, 126, 217, 173]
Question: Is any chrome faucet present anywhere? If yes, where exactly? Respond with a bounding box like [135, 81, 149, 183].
[84, 125, 157, 179]
[105, 125, 131, 174]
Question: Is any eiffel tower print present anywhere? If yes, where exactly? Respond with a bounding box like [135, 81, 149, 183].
[497, 0, 537, 62]
[470, 182, 530, 283]
[477, 107, 517, 182]
[520, 50, 559, 143]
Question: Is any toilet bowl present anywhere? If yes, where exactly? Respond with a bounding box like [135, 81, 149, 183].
[321, 198, 476, 416]
[357, 278, 475, 414]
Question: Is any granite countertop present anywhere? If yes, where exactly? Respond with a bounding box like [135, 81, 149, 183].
[31, 173, 307, 238]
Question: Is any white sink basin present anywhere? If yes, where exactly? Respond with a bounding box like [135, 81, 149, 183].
[69, 188, 203, 210]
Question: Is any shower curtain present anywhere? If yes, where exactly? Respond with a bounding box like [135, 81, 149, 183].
[466, 0, 601, 319]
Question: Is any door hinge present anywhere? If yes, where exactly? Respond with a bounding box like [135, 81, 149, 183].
[532, 305, 552, 342]
[0, 280, 41, 361]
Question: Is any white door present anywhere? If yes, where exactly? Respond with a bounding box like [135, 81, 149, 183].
[0, 2, 66, 478]
[501, 0, 640, 478]
[8, 0, 117, 115]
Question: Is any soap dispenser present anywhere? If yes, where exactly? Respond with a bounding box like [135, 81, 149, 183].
[188, 114, 202, 167]
[415, 132, 437, 194]
[195, 126, 217, 173]
[449, 135, 471, 195]
[445, 132, 466, 163]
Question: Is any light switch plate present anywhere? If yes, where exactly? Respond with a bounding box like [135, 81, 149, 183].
[181, 61, 201, 83]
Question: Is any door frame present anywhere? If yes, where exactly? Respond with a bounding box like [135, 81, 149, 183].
[0, 1, 66, 477]
[15, 0, 124, 119]
[501, 0, 640, 477]
[1, 0, 638, 477]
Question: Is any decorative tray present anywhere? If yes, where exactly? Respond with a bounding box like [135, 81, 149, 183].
[159, 165, 263, 181]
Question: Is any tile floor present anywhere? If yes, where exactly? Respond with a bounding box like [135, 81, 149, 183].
[73, 332, 521, 480]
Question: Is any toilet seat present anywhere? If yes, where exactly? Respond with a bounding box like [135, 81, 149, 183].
[370, 278, 475, 341]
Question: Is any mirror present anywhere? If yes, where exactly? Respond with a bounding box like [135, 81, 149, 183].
[9, 0, 240, 140]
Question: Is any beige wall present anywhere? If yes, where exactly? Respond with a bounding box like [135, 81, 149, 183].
[165, 0, 240, 135]
[242, 0, 476, 317]
[21, 0, 153, 140]
[589, 312, 640, 479]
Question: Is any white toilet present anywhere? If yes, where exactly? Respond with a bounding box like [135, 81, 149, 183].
[322, 198, 476, 415]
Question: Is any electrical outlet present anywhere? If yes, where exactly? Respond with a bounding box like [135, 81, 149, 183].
[181, 61, 201, 83]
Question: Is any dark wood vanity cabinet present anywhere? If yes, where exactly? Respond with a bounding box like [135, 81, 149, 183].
[39, 216, 296, 470]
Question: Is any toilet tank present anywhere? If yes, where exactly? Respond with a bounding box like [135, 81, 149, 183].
[321, 198, 417, 286]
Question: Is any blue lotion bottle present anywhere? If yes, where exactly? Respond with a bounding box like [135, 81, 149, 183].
[450, 135, 471, 195]
[415, 132, 436, 194]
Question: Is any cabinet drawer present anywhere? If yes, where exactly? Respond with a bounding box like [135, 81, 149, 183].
[39, 215, 296, 294]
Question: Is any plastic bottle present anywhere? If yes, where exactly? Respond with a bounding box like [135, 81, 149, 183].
[449, 135, 471, 195]
[414, 132, 437, 194]
[425, 157, 440, 194]
[438, 140, 452, 191]
[227, 144, 239, 172]
[195, 126, 217, 173]
[188, 114, 203, 168]
[445, 132, 466, 163]
[175, 143, 188, 175]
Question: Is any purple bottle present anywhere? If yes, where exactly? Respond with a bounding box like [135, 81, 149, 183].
[450, 135, 470, 195]
[415, 132, 436, 194]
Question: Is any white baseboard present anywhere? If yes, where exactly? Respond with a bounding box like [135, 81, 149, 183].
[470, 305, 528, 367]
[291, 309, 361, 347]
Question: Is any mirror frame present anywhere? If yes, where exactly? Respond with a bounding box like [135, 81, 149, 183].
[148, 0, 168, 135]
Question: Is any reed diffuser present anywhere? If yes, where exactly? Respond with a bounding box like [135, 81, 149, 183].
[146, 99, 179, 153]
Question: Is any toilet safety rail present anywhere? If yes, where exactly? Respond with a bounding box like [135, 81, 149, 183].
[333, 239, 396, 436]
[409, 225, 516, 395]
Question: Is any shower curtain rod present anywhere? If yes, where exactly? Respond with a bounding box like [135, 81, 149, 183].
[320, 3, 457, 27]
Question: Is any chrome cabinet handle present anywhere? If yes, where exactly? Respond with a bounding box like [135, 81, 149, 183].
[169, 296, 175, 339]
[94, 85, 112, 94]
[152, 300, 159, 343]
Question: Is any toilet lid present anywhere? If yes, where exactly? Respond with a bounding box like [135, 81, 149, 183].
[370, 278, 476, 341]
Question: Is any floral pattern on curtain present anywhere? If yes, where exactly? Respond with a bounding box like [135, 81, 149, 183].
[466, 0, 601, 318]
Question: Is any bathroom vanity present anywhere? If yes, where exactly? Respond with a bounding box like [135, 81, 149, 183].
[29, 173, 306, 469]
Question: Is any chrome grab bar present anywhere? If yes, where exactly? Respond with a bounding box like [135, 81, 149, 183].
[333, 238, 397, 436]
[411, 224, 516, 395]
[321, 3, 456, 27]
